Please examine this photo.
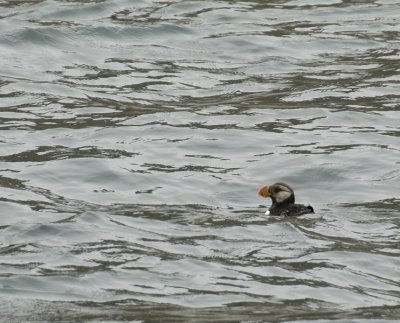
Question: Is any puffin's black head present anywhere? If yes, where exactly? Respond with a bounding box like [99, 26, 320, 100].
[257, 182, 295, 204]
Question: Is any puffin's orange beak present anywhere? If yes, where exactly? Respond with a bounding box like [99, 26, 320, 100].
[257, 185, 270, 198]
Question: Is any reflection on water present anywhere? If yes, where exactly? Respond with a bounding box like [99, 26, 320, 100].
[0, 0, 399, 321]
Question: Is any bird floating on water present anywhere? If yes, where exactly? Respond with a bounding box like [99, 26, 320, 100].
[257, 182, 314, 216]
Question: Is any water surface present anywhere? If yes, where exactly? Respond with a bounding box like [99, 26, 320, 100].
[0, 0, 399, 321]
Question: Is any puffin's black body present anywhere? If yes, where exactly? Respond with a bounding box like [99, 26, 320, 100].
[258, 182, 314, 217]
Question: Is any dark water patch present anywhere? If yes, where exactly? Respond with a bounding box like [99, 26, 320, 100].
[143, 162, 240, 174]
[2, 298, 400, 322]
[0, 0, 46, 9]
[339, 198, 400, 212]
[111, 203, 219, 225]
[0, 145, 136, 162]
[0, 175, 27, 189]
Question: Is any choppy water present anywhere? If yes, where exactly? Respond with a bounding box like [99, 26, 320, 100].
[1, 0, 400, 321]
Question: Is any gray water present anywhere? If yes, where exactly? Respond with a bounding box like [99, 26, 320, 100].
[1, 0, 399, 322]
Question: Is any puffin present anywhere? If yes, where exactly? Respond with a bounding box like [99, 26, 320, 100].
[257, 182, 314, 216]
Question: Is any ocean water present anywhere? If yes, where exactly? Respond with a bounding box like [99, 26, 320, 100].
[0, 0, 399, 321]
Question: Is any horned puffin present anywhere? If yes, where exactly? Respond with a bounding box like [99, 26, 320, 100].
[258, 182, 314, 216]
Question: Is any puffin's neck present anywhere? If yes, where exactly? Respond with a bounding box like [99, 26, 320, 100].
[271, 194, 295, 205]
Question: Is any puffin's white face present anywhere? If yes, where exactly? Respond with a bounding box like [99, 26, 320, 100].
[258, 183, 295, 204]
[272, 184, 293, 203]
